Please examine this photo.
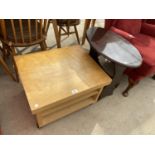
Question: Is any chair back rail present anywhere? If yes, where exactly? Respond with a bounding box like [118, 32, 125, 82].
[0, 19, 49, 46]
[19, 19, 24, 43]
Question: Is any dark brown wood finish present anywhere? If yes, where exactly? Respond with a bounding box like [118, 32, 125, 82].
[82, 19, 96, 45]
[86, 27, 142, 97]
[122, 79, 139, 97]
[52, 19, 61, 48]
[56, 19, 80, 47]
[47, 19, 80, 48]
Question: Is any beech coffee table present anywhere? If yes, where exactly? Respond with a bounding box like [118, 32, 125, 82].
[86, 27, 142, 97]
[14, 45, 111, 127]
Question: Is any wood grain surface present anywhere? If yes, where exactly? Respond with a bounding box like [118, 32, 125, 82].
[14, 45, 112, 127]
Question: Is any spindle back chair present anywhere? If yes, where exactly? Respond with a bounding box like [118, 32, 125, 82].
[0, 19, 49, 81]
[0, 19, 48, 53]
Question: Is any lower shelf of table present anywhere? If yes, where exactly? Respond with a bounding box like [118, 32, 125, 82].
[35, 87, 103, 127]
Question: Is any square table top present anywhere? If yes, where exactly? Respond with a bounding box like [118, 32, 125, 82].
[14, 45, 111, 114]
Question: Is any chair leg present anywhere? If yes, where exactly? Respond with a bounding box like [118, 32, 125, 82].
[1, 43, 9, 60]
[40, 41, 47, 51]
[152, 74, 155, 80]
[91, 19, 96, 27]
[74, 25, 80, 44]
[10, 47, 19, 82]
[66, 25, 70, 36]
[2, 48, 7, 60]
[0, 55, 16, 81]
[81, 19, 91, 45]
[122, 78, 138, 97]
[44, 41, 47, 49]
[58, 27, 61, 42]
[46, 20, 52, 34]
[52, 19, 61, 48]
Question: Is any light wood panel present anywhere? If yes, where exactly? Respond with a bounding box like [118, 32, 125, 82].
[14, 45, 111, 127]
[36, 97, 95, 127]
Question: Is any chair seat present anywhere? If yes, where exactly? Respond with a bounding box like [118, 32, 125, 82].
[56, 19, 80, 26]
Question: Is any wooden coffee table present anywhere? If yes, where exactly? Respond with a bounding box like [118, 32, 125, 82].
[14, 45, 111, 127]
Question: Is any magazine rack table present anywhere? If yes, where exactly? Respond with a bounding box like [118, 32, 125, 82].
[14, 45, 111, 127]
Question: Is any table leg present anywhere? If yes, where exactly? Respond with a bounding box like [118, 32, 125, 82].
[91, 19, 96, 27]
[52, 19, 61, 48]
[122, 78, 138, 97]
[81, 19, 91, 45]
[89, 47, 99, 64]
[99, 63, 126, 98]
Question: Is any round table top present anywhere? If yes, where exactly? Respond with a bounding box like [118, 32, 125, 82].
[86, 27, 142, 68]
